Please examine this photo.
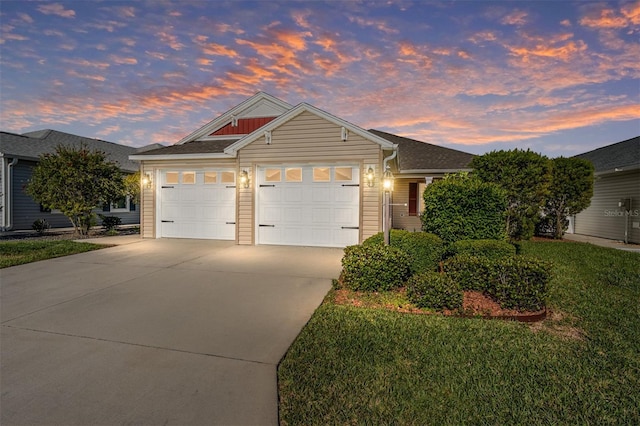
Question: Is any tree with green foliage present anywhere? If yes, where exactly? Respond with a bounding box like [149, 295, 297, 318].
[420, 173, 508, 243]
[539, 157, 594, 239]
[470, 149, 552, 240]
[123, 170, 142, 204]
[26, 144, 125, 236]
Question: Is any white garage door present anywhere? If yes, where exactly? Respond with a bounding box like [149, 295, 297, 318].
[257, 165, 360, 247]
[159, 169, 236, 239]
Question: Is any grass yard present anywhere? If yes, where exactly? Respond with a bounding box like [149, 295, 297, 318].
[0, 240, 107, 268]
[278, 241, 640, 425]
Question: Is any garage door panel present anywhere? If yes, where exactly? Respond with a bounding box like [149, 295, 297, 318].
[160, 170, 236, 240]
[257, 165, 359, 247]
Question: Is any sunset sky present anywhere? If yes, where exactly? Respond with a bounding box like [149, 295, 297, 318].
[1, 1, 638, 156]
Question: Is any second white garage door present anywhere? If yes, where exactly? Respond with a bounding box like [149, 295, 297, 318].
[256, 165, 360, 247]
[159, 169, 236, 240]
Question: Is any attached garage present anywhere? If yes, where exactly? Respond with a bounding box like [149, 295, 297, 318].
[256, 165, 360, 247]
[158, 169, 236, 240]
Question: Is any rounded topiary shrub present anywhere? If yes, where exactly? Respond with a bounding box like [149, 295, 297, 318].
[406, 272, 463, 311]
[442, 254, 492, 292]
[341, 244, 412, 292]
[447, 239, 516, 261]
[488, 256, 552, 312]
[420, 173, 507, 243]
[363, 229, 444, 274]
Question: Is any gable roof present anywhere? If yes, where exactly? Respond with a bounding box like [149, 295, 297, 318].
[223, 103, 397, 155]
[368, 130, 474, 173]
[574, 136, 639, 174]
[176, 91, 292, 145]
[0, 129, 140, 172]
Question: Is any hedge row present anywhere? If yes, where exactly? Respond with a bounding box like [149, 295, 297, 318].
[341, 232, 551, 312]
[363, 229, 444, 274]
[444, 254, 551, 311]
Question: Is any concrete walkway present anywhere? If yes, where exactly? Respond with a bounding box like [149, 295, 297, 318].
[1, 238, 343, 425]
[563, 233, 640, 253]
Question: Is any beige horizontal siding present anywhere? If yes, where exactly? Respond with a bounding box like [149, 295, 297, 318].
[238, 110, 383, 244]
[574, 170, 640, 244]
[392, 178, 422, 232]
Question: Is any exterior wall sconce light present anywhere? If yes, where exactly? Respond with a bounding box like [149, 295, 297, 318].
[365, 166, 375, 187]
[239, 170, 250, 188]
[141, 173, 152, 189]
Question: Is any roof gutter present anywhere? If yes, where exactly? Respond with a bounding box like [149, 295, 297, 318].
[129, 152, 236, 161]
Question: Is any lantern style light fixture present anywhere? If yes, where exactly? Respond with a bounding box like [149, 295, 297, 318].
[382, 167, 394, 192]
[365, 166, 375, 187]
[141, 173, 152, 189]
[239, 170, 250, 189]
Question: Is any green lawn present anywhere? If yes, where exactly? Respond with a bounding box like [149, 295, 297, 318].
[278, 241, 640, 425]
[0, 240, 107, 268]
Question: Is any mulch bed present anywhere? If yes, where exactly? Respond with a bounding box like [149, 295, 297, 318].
[0, 227, 139, 242]
[332, 287, 546, 322]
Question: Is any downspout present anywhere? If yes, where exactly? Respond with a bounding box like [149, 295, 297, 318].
[382, 145, 398, 245]
[383, 145, 398, 171]
[3, 158, 18, 231]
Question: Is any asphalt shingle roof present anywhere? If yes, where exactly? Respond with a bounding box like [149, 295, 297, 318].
[574, 136, 640, 172]
[1, 129, 140, 172]
[368, 129, 474, 172]
[133, 139, 237, 156]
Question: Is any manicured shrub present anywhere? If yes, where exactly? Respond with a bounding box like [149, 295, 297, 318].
[363, 229, 444, 274]
[442, 254, 492, 292]
[31, 218, 50, 235]
[99, 214, 122, 231]
[420, 173, 507, 243]
[447, 239, 516, 261]
[341, 244, 412, 292]
[406, 272, 463, 311]
[488, 256, 552, 312]
[444, 254, 551, 311]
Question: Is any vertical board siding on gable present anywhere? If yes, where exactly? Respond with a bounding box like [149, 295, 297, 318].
[574, 170, 640, 244]
[237, 110, 382, 245]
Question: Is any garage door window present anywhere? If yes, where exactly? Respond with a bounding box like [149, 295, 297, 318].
[313, 167, 330, 182]
[182, 171, 196, 184]
[286, 168, 302, 182]
[335, 167, 353, 181]
[204, 172, 217, 183]
[265, 168, 281, 182]
[165, 172, 179, 184]
[221, 171, 235, 183]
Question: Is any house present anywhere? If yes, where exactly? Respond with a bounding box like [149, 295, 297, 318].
[130, 92, 474, 247]
[0, 129, 153, 231]
[571, 136, 640, 244]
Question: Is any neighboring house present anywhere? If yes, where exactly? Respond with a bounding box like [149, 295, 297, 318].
[571, 136, 640, 244]
[130, 92, 474, 247]
[0, 129, 154, 231]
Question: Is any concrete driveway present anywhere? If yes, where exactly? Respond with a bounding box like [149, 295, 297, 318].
[1, 238, 343, 425]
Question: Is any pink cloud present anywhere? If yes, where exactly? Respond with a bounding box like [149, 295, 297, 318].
[109, 55, 138, 65]
[501, 10, 528, 26]
[17, 13, 34, 24]
[37, 3, 76, 18]
[157, 30, 185, 50]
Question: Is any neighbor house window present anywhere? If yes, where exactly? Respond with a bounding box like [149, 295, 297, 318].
[109, 196, 130, 212]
